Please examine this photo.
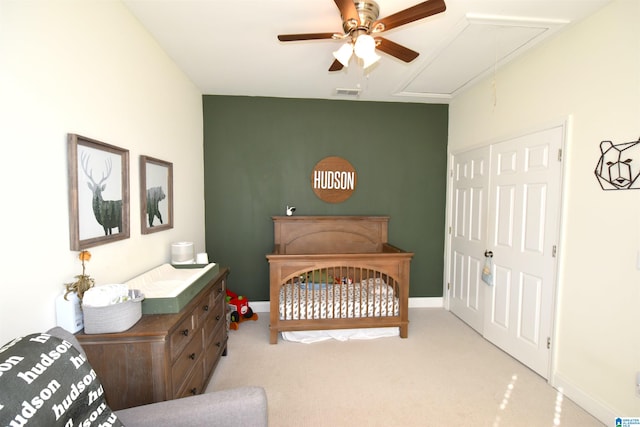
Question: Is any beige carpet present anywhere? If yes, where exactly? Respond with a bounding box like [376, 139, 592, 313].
[207, 308, 604, 427]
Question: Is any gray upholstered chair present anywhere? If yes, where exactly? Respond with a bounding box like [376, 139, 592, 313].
[0, 326, 267, 427]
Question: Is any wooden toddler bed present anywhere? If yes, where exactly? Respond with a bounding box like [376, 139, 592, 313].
[266, 216, 413, 344]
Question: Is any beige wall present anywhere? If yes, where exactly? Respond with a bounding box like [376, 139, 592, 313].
[448, 0, 640, 420]
[0, 1, 205, 343]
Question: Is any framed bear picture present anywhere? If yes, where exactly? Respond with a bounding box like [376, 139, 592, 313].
[140, 155, 173, 234]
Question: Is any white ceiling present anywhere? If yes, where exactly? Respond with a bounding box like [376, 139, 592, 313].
[123, 0, 610, 104]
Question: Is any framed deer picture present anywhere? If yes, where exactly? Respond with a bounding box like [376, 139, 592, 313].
[68, 134, 130, 250]
[140, 155, 173, 234]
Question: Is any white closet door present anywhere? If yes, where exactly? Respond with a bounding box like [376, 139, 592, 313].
[449, 146, 490, 333]
[483, 126, 563, 378]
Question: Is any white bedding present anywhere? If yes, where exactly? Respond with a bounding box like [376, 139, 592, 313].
[281, 327, 399, 343]
[279, 278, 399, 321]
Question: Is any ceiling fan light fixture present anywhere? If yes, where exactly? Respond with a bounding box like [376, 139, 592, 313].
[333, 42, 353, 67]
[353, 34, 380, 68]
[361, 51, 381, 69]
[277, 0, 447, 72]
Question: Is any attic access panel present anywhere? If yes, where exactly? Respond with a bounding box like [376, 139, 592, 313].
[398, 14, 568, 98]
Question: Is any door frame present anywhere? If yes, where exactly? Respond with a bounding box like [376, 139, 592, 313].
[443, 118, 570, 382]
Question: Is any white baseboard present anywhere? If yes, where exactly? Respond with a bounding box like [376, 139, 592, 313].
[552, 373, 618, 425]
[250, 297, 443, 314]
[409, 297, 444, 308]
[250, 301, 271, 313]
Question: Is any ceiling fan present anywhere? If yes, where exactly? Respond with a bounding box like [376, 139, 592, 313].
[277, 0, 446, 71]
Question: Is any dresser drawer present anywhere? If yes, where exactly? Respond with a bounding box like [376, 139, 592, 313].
[196, 292, 214, 326]
[171, 331, 203, 396]
[197, 277, 225, 324]
[175, 358, 205, 399]
[200, 288, 221, 323]
[212, 277, 226, 302]
[204, 321, 227, 371]
[170, 313, 196, 361]
[202, 303, 225, 347]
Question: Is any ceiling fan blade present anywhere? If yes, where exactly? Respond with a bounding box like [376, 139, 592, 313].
[372, 0, 446, 32]
[334, 0, 360, 25]
[329, 59, 345, 72]
[375, 37, 419, 62]
[277, 33, 337, 42]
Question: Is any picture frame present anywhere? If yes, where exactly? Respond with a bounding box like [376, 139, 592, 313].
[68, 134, 130, 250]
[140, 155, 173, 234]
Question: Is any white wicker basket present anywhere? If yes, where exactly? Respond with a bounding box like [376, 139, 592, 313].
[83, 290, 144, 334]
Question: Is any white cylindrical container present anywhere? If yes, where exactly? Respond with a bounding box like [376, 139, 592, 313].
[196, 252, 209, 264]
[56, 291, 84, 333]
[171, 242, 194, 264]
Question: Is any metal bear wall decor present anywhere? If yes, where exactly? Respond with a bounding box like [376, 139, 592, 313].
[595, 137, 640, 190]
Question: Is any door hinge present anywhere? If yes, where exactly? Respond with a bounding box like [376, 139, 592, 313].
[448, 226, 452, 235]
[547, 337, 551, 349]
[558, 149, 563, 162]
[447, 282, 450, 291]
[552, 245, 557, 258]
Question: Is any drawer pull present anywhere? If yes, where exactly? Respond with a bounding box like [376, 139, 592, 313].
[215, 315, 221, 321]
[203, 305, 209, 312]
[189, 352, 196, 360]
[182, 329, 189, 337]
[190, 388, 197, 395]
[216, 341, 222, 348]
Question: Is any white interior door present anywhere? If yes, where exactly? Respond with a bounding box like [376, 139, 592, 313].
[484, 126, 563, 378]
[448, 126, 563, 379]
[449, 146, 490, 333]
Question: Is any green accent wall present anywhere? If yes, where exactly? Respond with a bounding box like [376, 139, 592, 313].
[203, 96, 448, 301]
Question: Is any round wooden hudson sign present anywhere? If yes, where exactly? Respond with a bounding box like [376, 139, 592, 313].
[311, 156, 357, 203]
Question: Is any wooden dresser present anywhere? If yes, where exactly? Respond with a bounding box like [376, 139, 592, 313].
[77, 267, 229, 410]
